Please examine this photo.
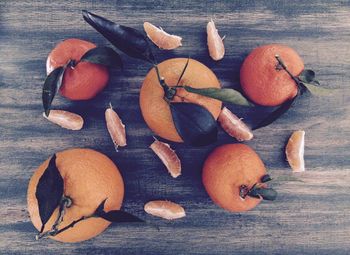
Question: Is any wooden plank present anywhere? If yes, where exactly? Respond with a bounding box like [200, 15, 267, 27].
[0, 0, 349, 254]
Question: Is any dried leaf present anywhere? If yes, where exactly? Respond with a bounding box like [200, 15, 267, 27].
[35, 154, 64, 233]
[42, 67, 65, 117]
[94, 199, 143, 223]
[184, 86, 253, 107]
[170, 102, 218, 146]
[82, 10, 155, 63]
[80, 46, 122, 68]
[253, 94, 299, 130]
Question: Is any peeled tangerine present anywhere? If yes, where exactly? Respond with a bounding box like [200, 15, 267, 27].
[286, 130, 305, 172]
[150, 139, 181, 178]
[143, 22, 182, 50]
[144, 200, 186, 220]
[105, 104, 126, 150]
[207, 19, 225, 61]
[43, 110, 83, 130]
[218, 107, 253, 141]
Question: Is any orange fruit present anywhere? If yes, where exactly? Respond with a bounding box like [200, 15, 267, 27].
[202, 144, 266, 212]
[285, 130, 305, 172]
[140, 58, 222, 142]
[240, 44, 304, 106]
[46, 38, 109, 100]
[27, 148, 124, 243]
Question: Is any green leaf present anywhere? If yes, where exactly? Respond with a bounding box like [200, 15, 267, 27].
[35, 154, 64, 233]
[298, 69, 315, 83]
[170, 102, 218, 146]
[300, 82, 332, 96]
[42, 66, 66, 117]
[80, 46, 122, 68]
[248, 187, 277, 201]
[183, 86, 253, 106]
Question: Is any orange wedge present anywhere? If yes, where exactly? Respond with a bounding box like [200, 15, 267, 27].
[43, 110, 83, 130]
[285, 130, 305, 172]
[207, 19, 225, 61]
[143, 22, 182, 50]
[144, 200, 186, 220]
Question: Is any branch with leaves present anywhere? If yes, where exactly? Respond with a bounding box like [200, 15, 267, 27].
[35, 154, 145, 240]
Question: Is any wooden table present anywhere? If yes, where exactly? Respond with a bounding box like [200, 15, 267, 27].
[1, 1, 349, 254]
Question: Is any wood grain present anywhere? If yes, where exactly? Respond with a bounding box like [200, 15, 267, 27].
[0, 0, 350, 254]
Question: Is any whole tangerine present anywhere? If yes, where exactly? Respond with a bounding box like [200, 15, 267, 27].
[140, 58, 222, 142]
[202, 144, 267, 212]
[240, 44, 304, 106]
[46, 38, 109, 100]
[27, 148, 124, 243]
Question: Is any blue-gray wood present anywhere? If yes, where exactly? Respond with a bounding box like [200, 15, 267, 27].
[1, 0, 349, 254]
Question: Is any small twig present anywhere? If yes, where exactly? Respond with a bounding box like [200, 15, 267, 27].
[153, 65, 167, 88]
[36, 196, 72, 240]
[176, 57, 190, 86]
[275, 55, 300, 85]
[54, 216, 91, 236]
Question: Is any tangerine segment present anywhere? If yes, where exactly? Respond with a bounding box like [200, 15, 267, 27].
[286, 130, 305, 172]
[27, 148, 124, 243]
[202, 144, 266, 212]
[140, 58, 222, 142]
[46, 38, 109, 101]
[240, 44, 304, 106]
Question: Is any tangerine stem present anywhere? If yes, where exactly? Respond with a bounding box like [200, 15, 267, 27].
[35, 196, 72, 240]
[275, 55, 300, 86]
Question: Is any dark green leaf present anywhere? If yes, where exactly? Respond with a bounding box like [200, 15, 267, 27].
[80, 46, 122, 68]
[260, 174, 272, 183]
[253, 93, 299, 130]
[82, 10, 155, 63]
[184, 86, 253, 106]
[300, 82, 332, 96]
[94, 199, 144, 223]
[298, 69, 315, 83]
[170, 102, 218, 146]
[35, 154, 64, 233]
[42, 67, 65, 117]
[248, 187, 277, 201]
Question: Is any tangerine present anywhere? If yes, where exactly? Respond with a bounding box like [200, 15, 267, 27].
[202, 144, 267, 212]
[240, 44, 304, 106]
[140, 58, 222, 142]
[46, 38, 109, 100]
[27, 148, 124, 242]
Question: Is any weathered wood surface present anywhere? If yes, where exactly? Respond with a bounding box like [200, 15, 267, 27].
[1, 0, 350, 254]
